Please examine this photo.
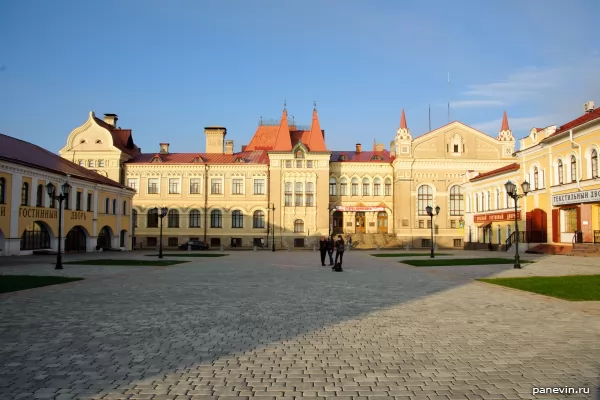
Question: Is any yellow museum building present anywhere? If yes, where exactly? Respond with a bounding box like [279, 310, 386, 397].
[464, 102, 600, 249]
[0, 134, 135, 256]
[58, 106, 518, 250]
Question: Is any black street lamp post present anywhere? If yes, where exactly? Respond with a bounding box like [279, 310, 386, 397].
[425, 205, 440, 258]
[504, 180, 530, 269]
[270, 203, 276, 252]
[46, 179, 72, 270]
[154, 207, 168, 258]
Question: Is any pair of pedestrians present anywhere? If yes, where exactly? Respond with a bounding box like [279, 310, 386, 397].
[319, 235, 345, 268]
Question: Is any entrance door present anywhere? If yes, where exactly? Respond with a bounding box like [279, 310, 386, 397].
[377, 212, 388, 233]
[97, 226, 111, 249]
[65, 226, 86, 252]
[332, 211, 343, 234]
[355, 212, 366, 233]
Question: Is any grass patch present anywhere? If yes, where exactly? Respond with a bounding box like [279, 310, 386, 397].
[371, 253, 452, 257]
[145, 253, 227, 258]
[401, 257, 534, 267]
[63, 259, 186, 266]
[0, 275, 84, 294]
[477, 275, 600, 301]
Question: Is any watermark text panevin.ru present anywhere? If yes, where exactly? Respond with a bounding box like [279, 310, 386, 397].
[533, 387, 590, 395]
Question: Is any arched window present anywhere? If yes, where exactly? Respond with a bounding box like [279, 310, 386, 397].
[189, 209, 201, 228]
[384, 178, 392, 196]
[147, 208, 158, 228]
[557, 159, 564, 184]
[36, 184, 44, 207]
[122, 200, 127, 215]
[329, 177, 337, 196]
[210, 210, 222, 228]
[305, 182, 314, 206]
[0, 177, 5, 204]
[20, 221, 51, 250]
[351, 178, 359, 196]
[373, 178, 381, 196]
[168, 210, 179, 228]
[253, 210, 265, 228]
[232, 210, 243, 228]
[21, 182, 29, 206]
[533, 167, 539, 190]
[112, 199, 117, 215]
[362, 177, 370, 196]
[340, 178, 347, 196]
[284, 182, 292, 206]
[449, 186, 463, 216]
[294, 219, 304, 232]
[105, 198, 110, 214]
[133, 210, 138, 227]
[571, 155, 577, 183]
[417, 185, 433, 215]
[295, 182, 303, 206]
[591, 149, 598, 178]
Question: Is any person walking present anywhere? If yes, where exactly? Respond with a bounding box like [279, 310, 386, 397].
[334, 235, 345, 270]
[326, 235, 335, 266]
[319, 235, 328, 266]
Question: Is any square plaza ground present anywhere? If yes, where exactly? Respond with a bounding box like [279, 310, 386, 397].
[0, 250, 599, 400]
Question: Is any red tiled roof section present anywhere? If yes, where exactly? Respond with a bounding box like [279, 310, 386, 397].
[305, 109, 327, 151]
[245, 126, 279, 151]
[0, 133, 132, 189]
[330, 150, 392, 163]
[93, 117, 140, 156]
[544, 107, 600, 140]
[127, 150, 269, 164]
[273, 108, 293, 151]
[470, 163, 520, 182]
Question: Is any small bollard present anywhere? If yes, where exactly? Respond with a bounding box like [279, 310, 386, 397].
[253, 245, 257, 252]
[405, 244, 410, 251]
[220, 245, 224, 252]
[187, 242, 191, 252]
[376, 245, 380, 251]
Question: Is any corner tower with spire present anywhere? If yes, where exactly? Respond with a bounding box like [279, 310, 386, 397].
[497, 110, 516, 158]
[393, 108, 413, 158]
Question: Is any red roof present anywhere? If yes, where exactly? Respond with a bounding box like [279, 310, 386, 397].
[93, 117, 140, 156]
[0, 133, 133, 189]
[330, 150, 392, 163]
[400, 108, 408, 129]
[544, 107, 600, 141]
[272, 108, 293, 151]
[127, 150, 269, 164]
[501, 111, 509, 131]
[470, 163, 520, 182]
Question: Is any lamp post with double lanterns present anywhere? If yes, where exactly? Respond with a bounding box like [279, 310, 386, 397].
[46, 179, 72, 270]
[269, 203, 276, 252]
[153, 207, 168, 258]
[504, 180, 530, 269]
[425, 205, 440, 258]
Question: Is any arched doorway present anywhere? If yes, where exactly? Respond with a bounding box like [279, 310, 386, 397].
[65, 226, 87, 252]
[332, 211, 343, 234]
[355, 212, 366, 233]
[20, 221, 52, 250]
[120, 229, 127, 248]
[377, 211, 388, 233]
[97, 226, 113, 249]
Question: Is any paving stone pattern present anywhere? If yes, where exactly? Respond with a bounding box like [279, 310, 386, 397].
[1, 251, 599, 400]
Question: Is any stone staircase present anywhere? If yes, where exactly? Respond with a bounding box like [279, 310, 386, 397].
[346, 233, 402, 249]
[527, 243, 600, 257]
[570, 243, 600, 257]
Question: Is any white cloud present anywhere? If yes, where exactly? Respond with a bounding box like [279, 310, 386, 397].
[451, 100, 506, 109]
[472, 116, 551, 135]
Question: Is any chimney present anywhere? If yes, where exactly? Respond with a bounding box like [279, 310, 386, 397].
[375, 143, 385, 152]
[241, 145, 247, 152]
[389, 140, 396, 157]
[159, 143, 169, 154]
[356, 143, 362, 153]
[225, 140, 234, 155]
[104, 113, 118, 128]
[204, 126, 227, 154]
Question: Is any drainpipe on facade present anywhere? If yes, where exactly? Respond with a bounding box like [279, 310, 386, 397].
[568, 129, 583, 191]
[203, 163, 208, 242]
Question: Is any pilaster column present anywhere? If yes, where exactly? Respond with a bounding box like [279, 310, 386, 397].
[7, 173, 23, 255]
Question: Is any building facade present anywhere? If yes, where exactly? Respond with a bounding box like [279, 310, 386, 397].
[0, 134, 135, 256]
[463, 103, 600, 247]
[59, 106, 518, 249]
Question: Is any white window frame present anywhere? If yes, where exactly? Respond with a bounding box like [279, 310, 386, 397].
[147, 178, 160, 194]
[231, 177, 245, 195]
[168, 178, 181, 194]
[127, 178, 139, 192]
[253, 178, 266, 195]
[189, 178, 202, 195]
[210, 178, 224, 195]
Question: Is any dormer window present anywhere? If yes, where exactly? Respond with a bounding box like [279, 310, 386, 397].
[151, 155, 162, 163]
[371, 155, 382, 161]
[295, 150, 304, 159]
[338, 154, 348, 161]
[234, 157, 245, 163]
[192, 155, 204, 163]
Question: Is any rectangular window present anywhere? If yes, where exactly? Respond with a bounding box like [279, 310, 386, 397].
[211, 179, 223, 194]
[127, 178, 138, 192]
[307, 161, 313, 168]
[232, 178, 244, 195]
[563, 208, 578, 233]
[295, 194, 303, 206]
[296, 160, 303, 168]
[385, 181, 391, 196]
[148, 178, 159, 194]
[76, 191, 82, 211]
[168, 237, 178, 247]
[329, 181, 336, 196]
[147, 237, 157, 247]
[169, 178, 180, 194]
[64, 193, 70, 210]
[421, 239, 431, 247]
[453, 144, 459, 153]
[450, 220, 456, 229]
[427, 219, 432, 229]
[285, 160, 292, 168]
[454, 239, 462, 248]
[340, 181, 347, 196]
[189, 178, 201, 194]
[351, 181, 359, 196]
[418, 220, 424, 229]
[305, 185, 314, 207]
[253, 179, 265, 195]
[362, 182, 369, 196]
[87, 193, 92, 211]
[373, 183, 380, 196]
[99, 160, 105, 167]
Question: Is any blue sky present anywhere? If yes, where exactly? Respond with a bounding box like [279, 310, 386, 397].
[1, 0, 599, 154]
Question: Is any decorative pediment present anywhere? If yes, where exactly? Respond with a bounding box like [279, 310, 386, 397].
[292, 141, 308, 158]
[151, 154, 162, 163]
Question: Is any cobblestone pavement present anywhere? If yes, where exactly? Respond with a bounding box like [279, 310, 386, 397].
[1, 251, 599, 400]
